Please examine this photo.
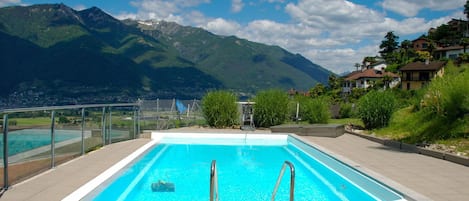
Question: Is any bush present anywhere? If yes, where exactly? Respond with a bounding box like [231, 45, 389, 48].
[202, 91, 239, 128]
[254, 89, 289, 127]
[422, 68, 469, 122]
[302, 97, 330, 124]
[357, 90, 397, 129]
[339, 102, 353, 118]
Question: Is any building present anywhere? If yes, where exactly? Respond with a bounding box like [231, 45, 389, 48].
[399, 61, 446, 90]
[412, 36, 432, 51]
[342, 68, 400, 93]
[434, 45, 465, 60]
[447, 18, 469, 37]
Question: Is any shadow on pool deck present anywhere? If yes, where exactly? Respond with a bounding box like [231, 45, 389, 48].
[2, 128, 469, 201]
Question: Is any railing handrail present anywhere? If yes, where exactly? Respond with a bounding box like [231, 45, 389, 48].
[271, 161, 295, 201]
[210, 160, 219, 201]
[0, 102, 139, 114]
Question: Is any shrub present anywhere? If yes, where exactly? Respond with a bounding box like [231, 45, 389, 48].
[253, 89, 289, 127]
[422, 68, 469, 122]
[302, 97, 330, 124]
[202, 91, 239, 128]
[357, 90, 397, 129]
[339, 102, 353, 118]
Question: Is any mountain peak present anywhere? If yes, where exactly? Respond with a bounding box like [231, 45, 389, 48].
[78, 6, 121, 28]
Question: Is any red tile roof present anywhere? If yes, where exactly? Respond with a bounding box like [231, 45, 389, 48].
[345, 69, 399, 81]
[399, 61, 446, 71]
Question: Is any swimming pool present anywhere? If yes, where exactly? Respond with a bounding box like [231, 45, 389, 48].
[75, 133, 406, 201]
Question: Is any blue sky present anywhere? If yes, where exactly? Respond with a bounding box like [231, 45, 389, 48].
[1, 0, 466, 73]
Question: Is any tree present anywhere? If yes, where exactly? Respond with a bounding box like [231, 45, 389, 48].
[379, 31, 399, 63]
[328, 74, 341, 90]
[309, 83, 326, 98]
[400, 39, 413, 63]
[465, 0, 469, 20]
[460, 37, 469, 53]
[354, 63, 361, 71]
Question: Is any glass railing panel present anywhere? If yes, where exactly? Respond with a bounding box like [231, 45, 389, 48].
[53, 109, 82, 166]
[139, 99, 204, 130]
[84, 107, 105, 153]
[108, 107, 134, 143]
[4, 111, 52, 185]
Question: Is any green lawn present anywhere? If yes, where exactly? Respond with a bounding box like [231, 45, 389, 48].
[328, 118, 364, 127]
[10, 117, 52, 126]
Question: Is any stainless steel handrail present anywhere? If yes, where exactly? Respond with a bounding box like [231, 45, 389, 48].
[0, 102, 139, 114]
[271, 161, 295, 201]
[210, 160, 219, 201]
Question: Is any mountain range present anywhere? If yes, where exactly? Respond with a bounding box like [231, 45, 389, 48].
[0, 4, 332, 106]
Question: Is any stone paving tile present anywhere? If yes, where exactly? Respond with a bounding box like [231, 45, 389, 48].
[300, 134, 469, 201]
[1, 138, 150, 201]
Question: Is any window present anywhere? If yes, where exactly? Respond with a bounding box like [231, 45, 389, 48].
[419, 72, 430, 81]
[422, 43, 428, 49]
[406, 82, 410, 90]
[405, 72, 411, 81]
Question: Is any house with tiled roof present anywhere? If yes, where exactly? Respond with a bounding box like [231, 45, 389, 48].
[399, 61, 446, 90]
[412, 36, 432, 51]
[342, 68, 400, 93]
[434, 45, 465, 60]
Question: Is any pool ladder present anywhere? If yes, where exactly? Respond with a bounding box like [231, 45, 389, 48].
[271, 161, 295, 201]
[210, 160, 219, 201]
[209, 160, 295, 201]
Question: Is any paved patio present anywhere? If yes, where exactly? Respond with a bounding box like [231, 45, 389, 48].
[300, 134, 469, 201]
[1, 129, 468, 201]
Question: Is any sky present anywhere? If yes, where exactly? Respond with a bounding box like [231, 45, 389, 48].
[0, 0, 467, 74]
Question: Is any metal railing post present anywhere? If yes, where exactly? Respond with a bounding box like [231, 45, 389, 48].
[137, 106, 141, 136]
[101, 107, 106, 146]
[3, 114, 9, 189]
[50, 111, 56, 168]
[133, 107, 137, 139]
[108, 107, 112, 145]
[81, 108, 85, 155]
[156, 98, 159, 130]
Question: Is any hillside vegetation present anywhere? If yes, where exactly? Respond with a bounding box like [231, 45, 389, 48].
[0, 4, 331, 107]
[371, 62, 469, 154]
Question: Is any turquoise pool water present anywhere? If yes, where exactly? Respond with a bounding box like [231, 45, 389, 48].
[0, 129, 82, 158]
[88, 135, 405, 201]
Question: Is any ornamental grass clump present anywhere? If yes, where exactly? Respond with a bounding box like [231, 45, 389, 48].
[302, 97, 330, 124]
[202, 91, 238, 128]
[253, 89, 289, 127]
[357, 90, 397, 129]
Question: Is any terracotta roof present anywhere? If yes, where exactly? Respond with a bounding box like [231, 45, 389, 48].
[434, 46, 464, 51]
[345, 69, 399, 81]
[399, 61, 446, 71]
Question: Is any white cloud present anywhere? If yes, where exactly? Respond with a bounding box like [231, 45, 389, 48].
[115, 12, 138, 20]
[382, 0, 465, 17]
[203, 18, 241, 36]
[72, 4, 87, 11]
[124, 0, 462, 73]
[129, 0, 210, 20]
[231, 0, 244, 13]
[0, 0, 21, 7]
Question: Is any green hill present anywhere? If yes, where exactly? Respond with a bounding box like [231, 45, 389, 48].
[0, 4, 332, 107]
